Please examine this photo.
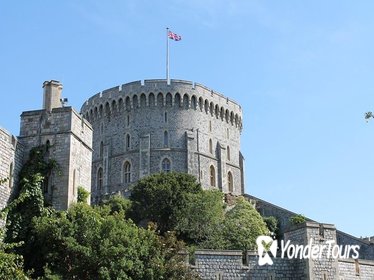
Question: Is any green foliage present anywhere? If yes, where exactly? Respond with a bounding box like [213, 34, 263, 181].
[130, 172, 268, 251]
[19, 145, 58, 180]
[129, 172, 202, 233]
[77, 186, 90, 203]
[175, 190, 224, 244]
[101, 195, 132, 216]
[32, 203, 198, 279]
[3, 145, 57, 276]
[205, 197, 268, 250]
[0, 228, 29, 279]
[0, 250, 29, 280]
[0, 177, 8, 185]
[290, 214, 307, 225]
[263, 216, 279, 235]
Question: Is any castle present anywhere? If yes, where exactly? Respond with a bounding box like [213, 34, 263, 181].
[1, 79, 373, 279]
[79, 79, 244, 202]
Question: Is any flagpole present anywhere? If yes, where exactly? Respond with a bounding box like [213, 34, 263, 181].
[166, 27, 170, 85]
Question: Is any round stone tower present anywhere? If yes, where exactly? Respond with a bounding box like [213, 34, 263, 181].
[81, 79, 244, 203]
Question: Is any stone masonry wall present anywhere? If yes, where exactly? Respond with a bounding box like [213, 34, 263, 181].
[80, 79, 244, 202]
[190, 223, 374, 279]
[305, 223, 339, 279]
[0, 127, 23, 227]
[67, 109, 93, 206]
[192, 250, 250, 279]
[19, 107, 92, 210]
[338, 258, 374, 279]
[337, 230, 374, 260]
[245, 194, 315, 236]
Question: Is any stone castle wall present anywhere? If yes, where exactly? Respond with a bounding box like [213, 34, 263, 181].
[337, 230, 374, 260]
[0, 127, 23, 226]
[338, 258, 374, 279]
[18, 106, 92, 210]
[80, 79, 244, 202]
[190, 222, 374, 279]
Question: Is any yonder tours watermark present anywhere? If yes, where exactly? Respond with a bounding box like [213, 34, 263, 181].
[256, 236, 360, 266]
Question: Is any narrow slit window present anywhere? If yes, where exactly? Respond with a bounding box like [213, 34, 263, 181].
[123, 161, 131, 184]
[164, 131, 169, 147]
[210, 165, 216, 187]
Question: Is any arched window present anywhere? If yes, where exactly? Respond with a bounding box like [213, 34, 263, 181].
[166, 93, 172, 106]
[127, 115, 130, 127]
[162, 158, 171, 173]
[97, 168, 103, 191]
[209, 121, 212, 132]
[164, 111, 168, 123]
[123, 161, 131, 184]
[209, 139, 213, 154]
[210, 165, 216, 187]
[99, 141, 104, 158]
[125, 134, 131, 151]
[227, 146, 230, 161]
[183, 94, 189, 109]
[227, 128, 229, 139]
[149, 93, 155, 107]
[157, 93, 164, 107]
[191, 96, 197, 110]
[228, 171, 233, 192]
[164, 131, 169, 147]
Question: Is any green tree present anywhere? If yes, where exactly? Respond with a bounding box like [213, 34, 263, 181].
[263, 216, 279, 237]
[77, 186, 90, 203]
[33, 203, 198, 279]
[3, 146, 57, 276]
[0, 228, 29, 280]
[222, 198, 268, 250]
[100, 195, 132, 216]
[202, 197, 268, 250]
[174, 190, 225, 244]
[290, 214, 306, 225]
[129, 172, 201, 233]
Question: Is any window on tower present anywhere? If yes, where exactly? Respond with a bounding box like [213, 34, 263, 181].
[210, 165, 216, 187]
[125, 134, 131, 151]
[123, 161, 131, 184]
[228, 171, 233, 192]
[162, 158, 171, 173]
[97, 167, 103, 191]
[164, 131, 169, 147]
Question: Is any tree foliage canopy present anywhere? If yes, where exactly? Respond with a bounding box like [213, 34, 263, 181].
[129, 172, 202, 233]
[130, 173, 269, 251]
[33, 202, 196, 279]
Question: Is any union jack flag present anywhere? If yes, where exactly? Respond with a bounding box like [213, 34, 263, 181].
[168, 30, 182, 41]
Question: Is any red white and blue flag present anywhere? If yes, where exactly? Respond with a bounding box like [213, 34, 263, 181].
[168, 30, 182, 41]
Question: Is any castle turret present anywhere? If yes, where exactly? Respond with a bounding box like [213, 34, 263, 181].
[43, 80, 63, 112]
[80, 79, 244, 203]
[19, 80, 93, 210]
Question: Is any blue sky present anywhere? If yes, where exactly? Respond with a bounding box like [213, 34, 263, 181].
[1, 1, 373, 237]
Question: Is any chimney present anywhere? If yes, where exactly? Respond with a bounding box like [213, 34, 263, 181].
[43, 80, 63, 112]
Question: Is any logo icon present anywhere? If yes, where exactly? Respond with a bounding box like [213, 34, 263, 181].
[256, 236, 278, 266]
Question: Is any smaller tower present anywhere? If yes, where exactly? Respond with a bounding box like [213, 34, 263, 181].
[19, 80, 93, 210]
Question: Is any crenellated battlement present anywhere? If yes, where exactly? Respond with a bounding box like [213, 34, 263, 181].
[81, 79, 243, 131]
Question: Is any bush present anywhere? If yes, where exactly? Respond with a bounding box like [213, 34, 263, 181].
[77, 186, 90, 203]
[290, 214, 306, 225]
